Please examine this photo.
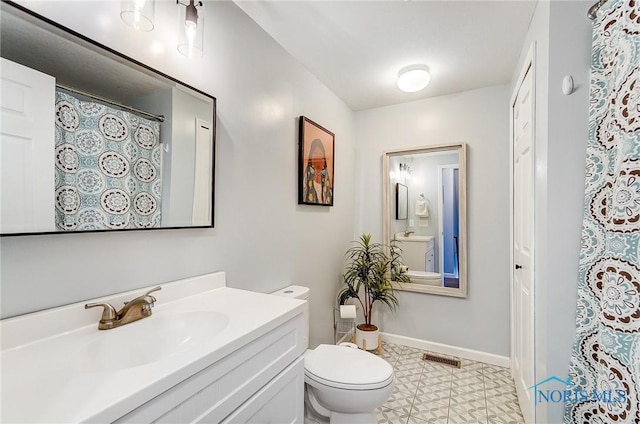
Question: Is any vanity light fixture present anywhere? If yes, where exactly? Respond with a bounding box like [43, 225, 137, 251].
[121, 0, 155, 32]
[397, 65, 431, 93]
[399, 163, 412, 182]
[399, 163, 412, 175]
[177, 0, 204, 57]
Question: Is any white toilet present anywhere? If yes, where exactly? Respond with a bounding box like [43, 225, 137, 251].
[405, 270, 442, 286]
[271, 286, 395, 424]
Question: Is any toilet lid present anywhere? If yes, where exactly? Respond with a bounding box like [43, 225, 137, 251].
[305, 344, 394, 390]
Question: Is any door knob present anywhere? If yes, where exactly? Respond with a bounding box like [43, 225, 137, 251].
[515, 264, 523, 270]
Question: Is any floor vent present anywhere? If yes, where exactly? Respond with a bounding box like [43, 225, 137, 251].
[422, 352, 462, 368]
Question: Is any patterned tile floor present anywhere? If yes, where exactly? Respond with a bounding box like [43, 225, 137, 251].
[376, 342, 524, 424]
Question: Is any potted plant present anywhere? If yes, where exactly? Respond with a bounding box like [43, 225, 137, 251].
[337, 233, 403, 351]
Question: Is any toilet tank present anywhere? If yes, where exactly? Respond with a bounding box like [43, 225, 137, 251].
[271, 285, 309, 348]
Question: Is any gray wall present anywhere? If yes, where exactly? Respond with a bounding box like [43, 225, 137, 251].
[0, 1, 356, 348]
[512, 1, 592, 422]
[354, 85, 511, 357]
[546, 1, 591, 422]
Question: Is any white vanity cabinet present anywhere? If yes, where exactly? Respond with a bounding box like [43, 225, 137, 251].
[115, 315, 304, 424]
[396, 235, 435, 272]
[115, 314, 305, 424]
[1, 272, 307, 424]
[425, 238, 435, 272]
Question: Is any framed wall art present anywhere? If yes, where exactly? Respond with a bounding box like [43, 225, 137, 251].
[298, 116, 335, 206]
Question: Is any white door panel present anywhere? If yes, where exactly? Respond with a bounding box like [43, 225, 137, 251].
[512, 61, 535, 423]
[1, 58, 56, 233]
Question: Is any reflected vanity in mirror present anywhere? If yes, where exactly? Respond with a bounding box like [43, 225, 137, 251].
[0, 1, 216, 236]
[383, 143, 467, 297]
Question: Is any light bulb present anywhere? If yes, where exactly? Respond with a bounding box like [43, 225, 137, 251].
[121, 0, 154, 32]
[133, 0, 145, 30]
[185, 22, 197, 57]
[177, 0, 203, 57]
[397, 65, 431, 93]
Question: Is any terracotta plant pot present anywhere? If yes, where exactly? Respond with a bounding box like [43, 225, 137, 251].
[355, 323, 379, 351]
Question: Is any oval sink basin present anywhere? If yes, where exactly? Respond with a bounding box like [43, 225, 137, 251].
[78, 310, 229, 372]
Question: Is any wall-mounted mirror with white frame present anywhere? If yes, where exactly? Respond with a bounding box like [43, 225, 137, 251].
[383, 143, 467, 297]
[0, 1, 216, 236]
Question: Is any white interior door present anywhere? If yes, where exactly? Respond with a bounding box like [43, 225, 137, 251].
[511, 60, 535, 423]
[0, 58, 56, 233]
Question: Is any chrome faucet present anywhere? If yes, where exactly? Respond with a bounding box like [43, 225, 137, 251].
[403, 230, 415, 237]
[85, 286, 162, 330]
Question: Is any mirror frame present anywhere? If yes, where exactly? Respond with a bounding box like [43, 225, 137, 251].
[0, 1, 216, 237]
[383, 143, 467, 297]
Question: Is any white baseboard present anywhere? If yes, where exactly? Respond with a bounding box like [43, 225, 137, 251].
[380, 332, 510, 368]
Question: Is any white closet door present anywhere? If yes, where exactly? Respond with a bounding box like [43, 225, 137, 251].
[1, 58, 56, 233]
[512, 60, 535, 423]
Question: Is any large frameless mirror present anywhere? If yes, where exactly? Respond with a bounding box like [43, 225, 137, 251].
[383, 143, 467, 297]
[0, 1, 216, 236]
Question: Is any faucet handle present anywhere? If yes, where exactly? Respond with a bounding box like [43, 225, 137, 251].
[85, 302, 117, 322]
[144, 286, 162, 297]
[123, 286, 162, 306]
[144, 286, 162, 305]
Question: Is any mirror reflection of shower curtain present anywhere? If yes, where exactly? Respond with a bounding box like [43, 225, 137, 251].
[54, 91, 162, 230]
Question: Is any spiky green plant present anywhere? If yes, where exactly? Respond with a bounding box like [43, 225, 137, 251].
[337, 234, 400, 328]
[390, 240, 411, 284]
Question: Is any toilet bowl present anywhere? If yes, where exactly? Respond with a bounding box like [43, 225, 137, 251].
[270, 286, 394, 424]
[304, 344, 394, 423]
[406, 270, 442, 286]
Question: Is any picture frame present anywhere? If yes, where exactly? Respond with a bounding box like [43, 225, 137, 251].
[298, 116, 335, 206]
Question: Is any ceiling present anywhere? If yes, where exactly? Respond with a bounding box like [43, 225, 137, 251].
[236, 1, 538, 111]
[0, 2, 168, 103]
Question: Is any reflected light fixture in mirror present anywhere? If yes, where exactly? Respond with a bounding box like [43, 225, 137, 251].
[399, 163, 412, 180]
[177, 0, 204, 57]
[121, 0, 155, 32]
[397, 65, 431, 93]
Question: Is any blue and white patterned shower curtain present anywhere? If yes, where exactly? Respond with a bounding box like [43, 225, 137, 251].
[54, 91, 162, 230]
[565, 0, 640, 422]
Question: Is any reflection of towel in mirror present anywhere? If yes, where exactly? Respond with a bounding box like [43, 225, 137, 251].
[415, 199, 429, 217]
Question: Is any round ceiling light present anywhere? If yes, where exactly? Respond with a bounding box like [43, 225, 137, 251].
[397, 65, 431, 93]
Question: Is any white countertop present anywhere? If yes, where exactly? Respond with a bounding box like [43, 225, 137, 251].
[394, 233, 434, 242]
[0, 272, 306, 423]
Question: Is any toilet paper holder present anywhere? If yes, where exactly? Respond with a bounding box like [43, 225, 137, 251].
[333, 306, 356, 345]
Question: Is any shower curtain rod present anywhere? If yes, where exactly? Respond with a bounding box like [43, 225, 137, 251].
[587, 0, 608, 20]
[56, 84, 165, 123]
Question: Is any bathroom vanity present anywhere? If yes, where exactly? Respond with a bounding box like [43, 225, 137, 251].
[394, 233, 436, 272]
[0, 272, 306, 423]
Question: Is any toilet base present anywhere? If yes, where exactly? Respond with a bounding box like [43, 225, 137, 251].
[304, 407, 376, 424]
[305, 386, 378, 424]
[328, 411, 376, 423]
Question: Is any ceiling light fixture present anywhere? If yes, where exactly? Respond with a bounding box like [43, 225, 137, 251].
[121, 0, 155, 32]
[177, 0, 204, 58]
[397, 65, 431, 93]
